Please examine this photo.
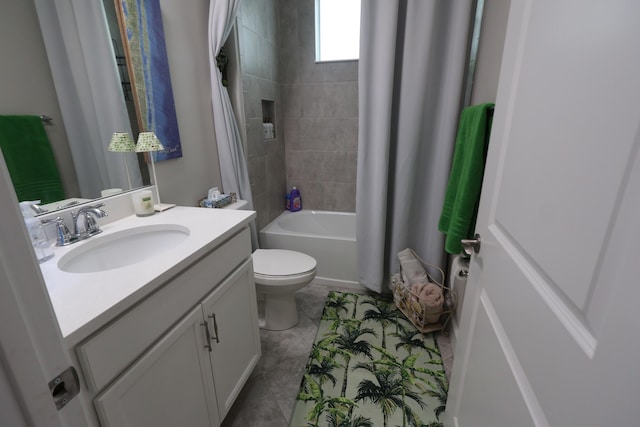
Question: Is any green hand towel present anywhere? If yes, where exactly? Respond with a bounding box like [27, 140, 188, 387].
[0, 115, 65, 204]
[438, 103, 494, 254]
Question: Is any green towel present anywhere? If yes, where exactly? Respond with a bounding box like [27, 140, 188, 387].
[438, 103, 494, 254]
[0, 115, 65, 204]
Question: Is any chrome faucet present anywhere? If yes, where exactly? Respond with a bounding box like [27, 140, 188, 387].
[71, 203, 108, 240]
[41, 217, 76, 246]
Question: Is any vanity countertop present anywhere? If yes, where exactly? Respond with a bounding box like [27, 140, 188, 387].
[39, 206, 255, 347]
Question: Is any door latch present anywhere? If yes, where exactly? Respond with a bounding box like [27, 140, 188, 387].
[49, 367, 80, 410]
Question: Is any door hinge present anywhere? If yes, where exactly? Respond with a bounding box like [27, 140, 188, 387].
[49, 366, 80, 410]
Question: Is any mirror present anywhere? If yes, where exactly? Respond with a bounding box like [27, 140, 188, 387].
[5, 0, 187, 215]
[4, 1, 156, 215]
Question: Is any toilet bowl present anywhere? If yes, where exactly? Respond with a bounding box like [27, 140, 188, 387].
[252, 249, 316, 331]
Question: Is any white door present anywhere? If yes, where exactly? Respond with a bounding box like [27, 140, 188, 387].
[446, 1, 640, 426]
[0, 152, 90, 425]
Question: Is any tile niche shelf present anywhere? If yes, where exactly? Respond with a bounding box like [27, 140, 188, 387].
[261, 99, 276, 140]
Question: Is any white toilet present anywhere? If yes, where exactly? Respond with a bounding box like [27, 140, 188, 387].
[252, 248, 317, 330]
[223, 200, 317, 330]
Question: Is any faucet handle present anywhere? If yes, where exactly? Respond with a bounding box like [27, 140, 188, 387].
[84, 214, 101, 237]
[51, 217, 77, 246]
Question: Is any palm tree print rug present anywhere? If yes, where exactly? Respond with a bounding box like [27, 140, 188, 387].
[290, 291, 448, 427]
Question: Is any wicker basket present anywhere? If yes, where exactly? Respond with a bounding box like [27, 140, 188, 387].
[391, 250, 457, 335]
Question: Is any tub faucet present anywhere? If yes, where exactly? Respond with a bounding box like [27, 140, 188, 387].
[71, 203, 108, 240]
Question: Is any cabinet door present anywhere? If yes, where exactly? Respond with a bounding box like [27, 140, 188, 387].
[94, 306, 220, 427]
[202, 259, 261, 419]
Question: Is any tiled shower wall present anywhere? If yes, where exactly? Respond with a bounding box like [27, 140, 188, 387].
[236, 0, 359, 228]
[278, 0, 359, 212]
[237, 0, 286, 231]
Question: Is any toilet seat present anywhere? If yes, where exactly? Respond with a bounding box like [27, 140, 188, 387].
[255, 270, 317, 286]
[253, 249, 316, 286]
[252, 249, 317, 330]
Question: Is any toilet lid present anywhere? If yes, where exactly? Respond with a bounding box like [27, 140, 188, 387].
[253, 249, 316, 277]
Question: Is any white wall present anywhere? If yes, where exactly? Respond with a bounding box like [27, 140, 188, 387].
[150, 0, 222, 207]
[470, 0, 512, 105]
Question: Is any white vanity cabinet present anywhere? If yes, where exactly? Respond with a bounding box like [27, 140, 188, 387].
[74, 226, 261, 427]
[93, 304, 220, 426]
[203, 260, 261, 418]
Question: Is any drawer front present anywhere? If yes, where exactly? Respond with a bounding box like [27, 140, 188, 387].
[77, 227, 251, 392]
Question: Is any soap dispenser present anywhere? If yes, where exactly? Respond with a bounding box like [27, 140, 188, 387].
[19, 201, 54, 263]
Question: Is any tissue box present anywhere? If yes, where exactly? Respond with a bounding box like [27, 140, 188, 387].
[199, 194, 233, 208]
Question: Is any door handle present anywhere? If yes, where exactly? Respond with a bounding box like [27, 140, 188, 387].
[208, 313, 220, 343]
[461, 234, 481, 255]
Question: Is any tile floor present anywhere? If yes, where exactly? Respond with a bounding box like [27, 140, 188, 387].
[221, 283, 453, 427]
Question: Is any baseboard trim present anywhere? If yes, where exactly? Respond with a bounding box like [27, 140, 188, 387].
[311, 277, 366, 291]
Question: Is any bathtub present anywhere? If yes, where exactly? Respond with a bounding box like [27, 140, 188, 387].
[259, 210, 362, 289]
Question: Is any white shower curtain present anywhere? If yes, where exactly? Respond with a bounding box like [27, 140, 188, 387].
[208, 0, 257, 248]
[34, 0, 143, 198]
[357, 0, 474, 293]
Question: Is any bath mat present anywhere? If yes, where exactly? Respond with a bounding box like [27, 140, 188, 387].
[290, 291, 448, 427]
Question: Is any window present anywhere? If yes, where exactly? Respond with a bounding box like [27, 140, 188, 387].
[315, 0, 361, 62]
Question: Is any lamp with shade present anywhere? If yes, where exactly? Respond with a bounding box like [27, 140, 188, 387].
[108, 132, 136, 190]
[135, 132, 175, 212]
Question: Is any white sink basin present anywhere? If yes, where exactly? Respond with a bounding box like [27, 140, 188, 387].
[58, 224, 190, 273]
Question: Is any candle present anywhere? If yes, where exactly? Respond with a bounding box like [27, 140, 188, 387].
[132, 190, 155, 216]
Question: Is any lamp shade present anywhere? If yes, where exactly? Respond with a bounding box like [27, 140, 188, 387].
[135, 132, 165, 153]
[108, 132, 136, 152]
